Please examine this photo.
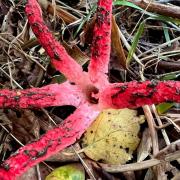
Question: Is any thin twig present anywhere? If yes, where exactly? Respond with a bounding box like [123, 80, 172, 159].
[162, 116, 180, 133]
[101, 150, 180, 173]
[152, 105, 170, 145]
[118, 27, 144, 66]
[138, 36, 180, 58]
[72, 146, 97, 180]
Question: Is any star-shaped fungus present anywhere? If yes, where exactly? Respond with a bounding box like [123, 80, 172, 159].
[0, 0, 179, 179]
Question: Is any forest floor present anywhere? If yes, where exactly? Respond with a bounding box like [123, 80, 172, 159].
[0, 0, 180, 179]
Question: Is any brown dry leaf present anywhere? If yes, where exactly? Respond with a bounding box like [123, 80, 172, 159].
[38, 0, 78, 24]
[82, 109, 145, 164]
[0, 110, 12, 154]
[1, 7, 14, 34]
[137, 128, 152, 162]
[80, 16, 95, 46]
[0, 1, 9, 18]
[39, 164, 52, 180]
[17, 167, 37, 180]
[144, 169, 155, 180]
[165, 163, 179, 178]
[62, 41, 89, 66]
[122, 171, 136, 180]
[26, 64, 44, 87]
[18, 163, 52, 180]
[172, 172, 180, 180]
[46, 143, 84, 162]
[37, 114, 55, 132]
[6, 110, 40, 144]
[84, 159, 118, 180]
[111, 16, 127, 69]
[76, 0, 89, 9]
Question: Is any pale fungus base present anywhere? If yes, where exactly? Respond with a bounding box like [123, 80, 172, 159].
[82, 109, 145, 164]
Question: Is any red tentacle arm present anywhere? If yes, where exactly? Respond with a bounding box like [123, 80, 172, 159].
[0, 103, 99, 179]
[25, 0, 88, 86]
[0, 82, 84, 108]
[99, 81, 180, 109]
[88, 0, 112, 88]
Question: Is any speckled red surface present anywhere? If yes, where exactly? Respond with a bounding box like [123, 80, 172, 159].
[0, 0, 179, 179]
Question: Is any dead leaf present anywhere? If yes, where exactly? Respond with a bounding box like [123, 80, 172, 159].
[82, 108, 145, 164]
[83, 159, 118, 180]
[137, 128, 152, 162]
[39, 0, 78, 24]
[144, 169, 155, 180]
[172, 172, 180, 180]
[46, 143, 83, 162]
[111, 16, 127, 69]
[17, 167, 37, 180]
[122, 171, 136, 180]
[0, 110, 13, 154]
[62, 41, 89, 66]
[17, 164, 52, 180]
[6, 109, 40, 144]
[80, 16, 95, 46]
[76, 0, 89, 10]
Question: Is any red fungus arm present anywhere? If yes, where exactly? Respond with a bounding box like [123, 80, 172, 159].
[0, 103, 99, 179]
[0, 82, 84, 108]
[88, 0, 112, 87]
[25, 0, 87, 85]
[99, 81, 180, 109]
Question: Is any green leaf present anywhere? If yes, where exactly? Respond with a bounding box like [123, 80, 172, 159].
[46, 164, 85, 180]
[51, 74, 66, 84]
[162, 23, 171, 47]
[74, 4, 97, 38]
[113, 0, 143, 11]
[160, 72, 180, 80]
[156, 103, 174, 114]
[146, 15, 180, 25]
[127, 22, 145, 64]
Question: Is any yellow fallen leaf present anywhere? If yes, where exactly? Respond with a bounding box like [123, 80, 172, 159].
[82, 108, 144, 164]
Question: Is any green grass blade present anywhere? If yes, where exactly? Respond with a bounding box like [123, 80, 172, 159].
[127, 21, 145, 64]
[73, 4, 97, 38]
[113, 0, 143, 11]
[162, 23, 171, 47]
[156, 102, 174, 114]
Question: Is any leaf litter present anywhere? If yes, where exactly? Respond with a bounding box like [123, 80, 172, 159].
[0, 0, 180, 179]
